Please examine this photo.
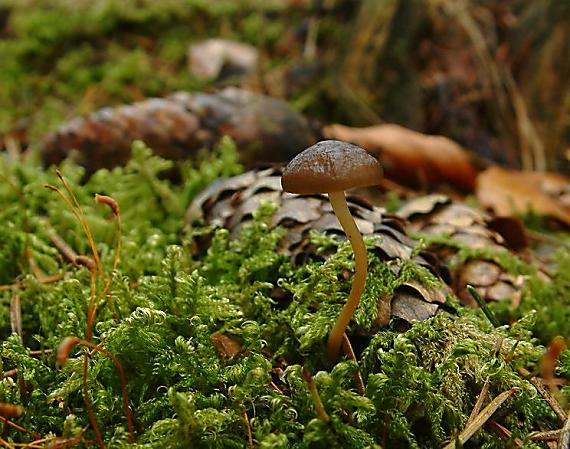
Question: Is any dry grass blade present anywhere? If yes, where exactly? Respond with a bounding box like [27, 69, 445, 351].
[559, 410, 570, 449]
[10, 295, 22, 337]
[466, 378, 490, 425]
[442, 388, 519, 449]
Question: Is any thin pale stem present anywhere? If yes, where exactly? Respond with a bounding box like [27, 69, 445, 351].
[327, 190, 367, 362]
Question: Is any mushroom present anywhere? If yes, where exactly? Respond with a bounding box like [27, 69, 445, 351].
[281, 140, 383, 362]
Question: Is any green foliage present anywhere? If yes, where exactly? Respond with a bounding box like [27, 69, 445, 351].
[490, 249, 570, 343]
[0, 0, 296, 139]
[0, 144, 567, 447]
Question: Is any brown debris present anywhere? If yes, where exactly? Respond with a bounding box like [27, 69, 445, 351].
[41, 88, 318, 173]
[323, 123, 477, 192]
[211, 332, 243, 359]
[476, 166, 570, 226]
[398, 194, 535, 306]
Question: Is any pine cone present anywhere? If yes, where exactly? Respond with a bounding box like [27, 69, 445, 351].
[187, 167, 450, 328]
[40, 88, 317, 173]
[398, 194, 534, 306]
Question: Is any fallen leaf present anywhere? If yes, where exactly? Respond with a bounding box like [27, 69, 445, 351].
[211, 332, 242, 359]
[476, 166, 570, 226]
[323, 123, 477, 192]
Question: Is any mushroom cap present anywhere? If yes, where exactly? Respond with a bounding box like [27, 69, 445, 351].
[281, 140, 383, 194]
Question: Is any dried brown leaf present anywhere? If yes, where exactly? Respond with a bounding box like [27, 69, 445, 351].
[211, 332, 242, 359]
[476, 166, 570, 226]
[323, 123, 477, 191]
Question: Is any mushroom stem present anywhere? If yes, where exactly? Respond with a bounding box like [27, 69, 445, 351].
[327, 190, 368, 362]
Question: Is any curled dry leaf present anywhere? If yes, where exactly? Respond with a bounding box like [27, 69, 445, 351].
[476, 166, 570, 226]
[323, 123, 477, 192]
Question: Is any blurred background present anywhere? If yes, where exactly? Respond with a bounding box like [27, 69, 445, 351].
[0, 0, 569, 173]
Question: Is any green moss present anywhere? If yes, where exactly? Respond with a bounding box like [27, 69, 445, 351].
[414, 232, 534, 276]
[0, 0, 308, 140]
[0, 144, 567, 447]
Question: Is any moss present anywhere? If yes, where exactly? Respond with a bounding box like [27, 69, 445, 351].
[414, 232, 535, 276]
[0, 143, 567, 447]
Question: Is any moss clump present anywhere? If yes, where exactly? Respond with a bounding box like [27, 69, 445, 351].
[1, 143, 567, 448]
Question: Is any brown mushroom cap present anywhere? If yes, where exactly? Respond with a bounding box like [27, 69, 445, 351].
[281, 140, 383, 194]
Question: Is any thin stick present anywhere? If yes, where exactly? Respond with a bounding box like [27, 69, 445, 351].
[0, 274, 63, 291]
[534, 381, 567, 425]
[528, 429, 561, 441]
[46, 226, 79, 264]
[559, 413, 570, 449]
[341, 333, 365, 396]
[0, 436, 15, 449]
[0, 416, 41, 440]
[487, 420, 523, 447]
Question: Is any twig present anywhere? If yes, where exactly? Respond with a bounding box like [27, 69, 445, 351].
[342, 333, 365, 396]
[0, 369, 17, 380]
[559, 413, 570, 449]
[0, 415, 41, 440]
[0, 274, 63, 291]
[46, 226, 79, 264]
[528, 429, 561, 441]
[487, 420, 523, 447]
[519, 368, 567, 425]
[442, 388, 519, 449]
[0, 436, 15, 449]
